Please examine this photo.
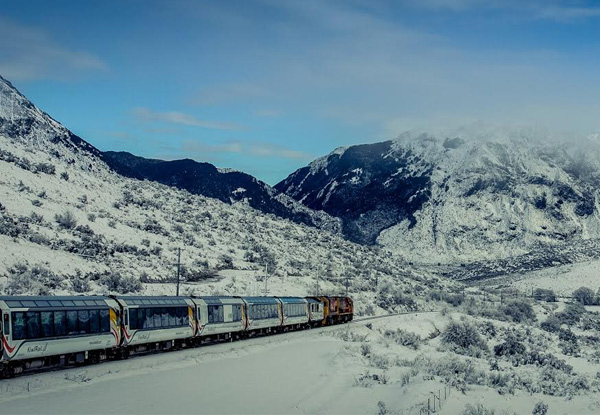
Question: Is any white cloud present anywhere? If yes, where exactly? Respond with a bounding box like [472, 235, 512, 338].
[0, 17, 106, 81]
[133, 107, 247, 131]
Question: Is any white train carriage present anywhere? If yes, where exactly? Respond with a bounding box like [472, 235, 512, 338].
[116, 296, 195, 353]
[277, 297, 309, 330]
[242, 296, 282, 334]
[192, 296, 246, 341]
[306, 297, 325, 327]
[0, 296, 120, 376]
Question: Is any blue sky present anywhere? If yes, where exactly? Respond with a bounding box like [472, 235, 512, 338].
[2, 0, 600, 184]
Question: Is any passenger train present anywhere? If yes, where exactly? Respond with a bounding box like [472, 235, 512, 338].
[0, 295, 353, 378]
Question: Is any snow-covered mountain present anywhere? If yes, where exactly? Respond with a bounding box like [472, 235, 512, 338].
[276, 125, 600, 262]
[101, 151, 340, 234]
[1, 74, 442, 307]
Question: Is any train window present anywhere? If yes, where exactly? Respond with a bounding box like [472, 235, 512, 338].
[129, 309, 138, 329]
[232, 305, 242, 321]
[26, 311, 40, 339]
[3, 313, 9, 335]
[21, 301, 36, 307]
[49, 300, 62, 307]
[12, 312, 26, 340]
[177, 307, 187, 325]
[61, 300, 75, 307]
[6, 301, 21, 307]
[66, 310, 78, 334]
[89, 310, 100, 333]
[169, 308, 177, 326]
[160, 308, 168, 327]
[208, 305, 224, 323]
[41, 311, 54, 337]
[153, 308, 161, 328]
[54, 311, 66, 336]
[99, 309, 110, 333]
[78, 310, 90, 334]
[145, 309, 154, 329]
[35, 301, 50, 307]
[74, 301, 86, 307]
[84, 300, 97, 306]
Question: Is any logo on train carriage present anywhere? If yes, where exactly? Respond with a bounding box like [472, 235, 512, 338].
[26, 343, 48, 354]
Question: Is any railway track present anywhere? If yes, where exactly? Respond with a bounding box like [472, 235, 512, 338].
[0, 310, 439, 382]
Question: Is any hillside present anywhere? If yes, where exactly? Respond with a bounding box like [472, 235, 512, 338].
[277, 126, 600, 263]
[0, 75, 446, 314]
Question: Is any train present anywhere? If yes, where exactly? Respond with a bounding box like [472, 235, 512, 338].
[0, 294, 353, 378]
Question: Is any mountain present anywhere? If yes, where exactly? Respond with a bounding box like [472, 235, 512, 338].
[101, 151, 340, 234]
[1, 74, 433, 304]
[276, 125, 600, 262]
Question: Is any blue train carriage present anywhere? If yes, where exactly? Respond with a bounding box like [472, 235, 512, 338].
[242, 297, 282, 335]
[305, 297, 325, 327]
[192, 296, 246, 342]
[277, 297, 309, 331]
[115, 296, 195, 354]
[0, 296, 121, 377]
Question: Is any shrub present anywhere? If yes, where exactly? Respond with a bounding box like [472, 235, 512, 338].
[5, 263, 64, 295]
[540, 315, 561, 333]
[385, 329, 422, 350]
[573, 287, 595, 305]
[87, 213, 96, 222]
[361, 343, 371, 357]
[35, 162, 56, 175]
[533, 288, 556, 302]
[494, 334, 526, 358]
[97, 272, 143, 293]
[55, 210, 77, 229]
[478, 321, 497, 338]
[461, 404, 496, 415]
[71, 276, 91, 293]
[503, 299, 536, 323]
[60, 171, 69, 181]
[31, 199, 43, 207]
[557, 303, 585, 326]
[441, 320, 488, 357]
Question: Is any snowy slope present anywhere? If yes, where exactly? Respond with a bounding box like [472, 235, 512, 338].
[278, 125, 600, 263]
[0, 75, 444, 303]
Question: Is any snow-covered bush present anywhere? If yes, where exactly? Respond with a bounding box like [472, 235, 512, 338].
[557, 303, 585, 327]
[540, 315, 561, 333]
[533, 288, 557, 302]
[461, 404, 497, 415]
[4, 263, 64, 295]
[35, 162, 56, 175]
[494, 334, 526, 358]
[95, 271, 143, 293]
[441, 320, 488, 357]
[573, 286, 596, 305]
[55, 210, 77, 229]
[384, 328, 421, 350]
[503, 299, 536, 323]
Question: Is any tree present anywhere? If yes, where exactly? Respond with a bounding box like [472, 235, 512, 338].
[573, 286, 595, 305]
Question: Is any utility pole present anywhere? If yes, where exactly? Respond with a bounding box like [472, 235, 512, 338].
[345, 274, 350, 296]
[263, 263, 268, 296]
[175, 248, 181, 296]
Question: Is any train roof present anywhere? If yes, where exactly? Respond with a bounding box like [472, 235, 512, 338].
[114, 296, 190, 306]
[192, 296, 244, 305]
[241, 296, 280, 304]
[276, 296, 307, 304]
[0, 295, 111, 309]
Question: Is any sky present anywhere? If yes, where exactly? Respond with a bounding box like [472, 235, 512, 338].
[2, 0, 600, 184]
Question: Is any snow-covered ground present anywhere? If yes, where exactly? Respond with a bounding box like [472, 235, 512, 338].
[2, 311, 599, 415]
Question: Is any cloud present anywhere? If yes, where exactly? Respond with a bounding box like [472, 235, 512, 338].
[181, 139, 313, 160]
[133, 107, 247, 131]
[0, 17, 106, 81]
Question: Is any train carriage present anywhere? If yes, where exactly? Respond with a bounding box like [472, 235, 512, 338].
[277, 297, 309, 330]
[319, 296, 354, 325]
[115, 296, 195, 353]
[0, 296, 120, 376]
[192, 296, 246, 341]
[306, 297, 325, 327]
[241, 297, 282, 334]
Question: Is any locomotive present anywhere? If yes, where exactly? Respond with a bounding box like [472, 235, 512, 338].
[0, 294, 353, 378]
